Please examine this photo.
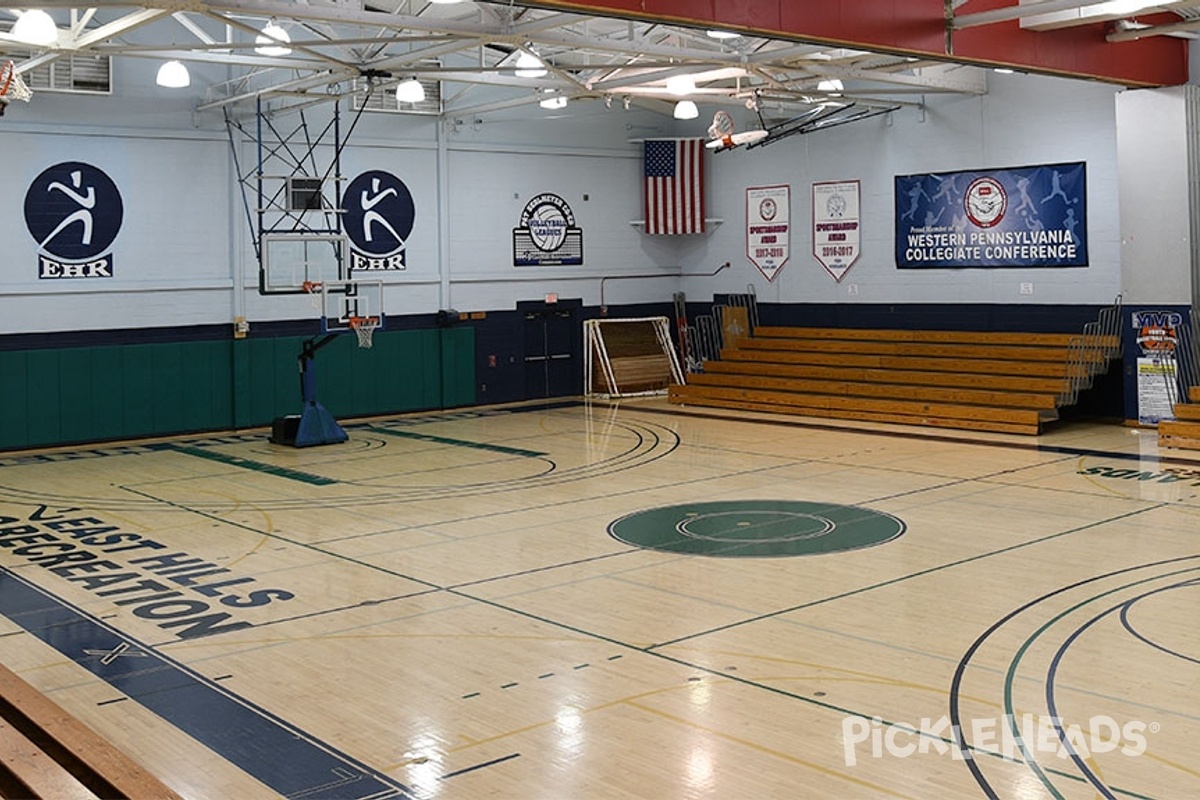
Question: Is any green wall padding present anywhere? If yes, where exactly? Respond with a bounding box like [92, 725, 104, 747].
[0, 327, 476, 451]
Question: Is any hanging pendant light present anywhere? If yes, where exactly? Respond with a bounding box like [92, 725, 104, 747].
[515, 51, 547, 79]
[673, 100, 699, 120]
[255, 20, 292, 56]
[395, 78, 426, 105]
[12, 9, 58, 46]
[156, 60, 190, 88]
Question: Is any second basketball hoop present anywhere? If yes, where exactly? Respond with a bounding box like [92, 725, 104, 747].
[319, 279, 385, 346]
[0, 60, 34, 116]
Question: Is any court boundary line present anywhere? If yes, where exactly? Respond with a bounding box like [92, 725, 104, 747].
[626, 404, 1200, 466]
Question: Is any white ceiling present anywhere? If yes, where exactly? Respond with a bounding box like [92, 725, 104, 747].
[1, 0, 1197, 122]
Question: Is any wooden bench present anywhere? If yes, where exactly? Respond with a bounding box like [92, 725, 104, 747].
[0, 663, 180, 800]
[1158, 388, 1200, 451]
[668, 326, 1117, 436]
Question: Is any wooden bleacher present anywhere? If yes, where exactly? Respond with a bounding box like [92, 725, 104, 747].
[0, 663, 180, 800]
[669, 326, 1118, 436]
[1158, 385, 1200, 450]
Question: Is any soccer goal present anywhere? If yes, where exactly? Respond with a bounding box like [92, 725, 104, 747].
[584, 316, 686, 398]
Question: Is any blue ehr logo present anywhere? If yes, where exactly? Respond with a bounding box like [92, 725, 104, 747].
[24, 161, 123, 279]
[342, 170, 415, 270]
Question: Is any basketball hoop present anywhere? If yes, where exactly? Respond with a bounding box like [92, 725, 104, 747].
[348, 315, 380, 349]
[0, 61, 34, 113]
[301, 280, 323, 309]
[708, 109, 734, 140]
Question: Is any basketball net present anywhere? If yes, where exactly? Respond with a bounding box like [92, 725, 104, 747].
[301, 280, 323, 309]
[0, 61, 34, 109]
[348, 316, 379, 349]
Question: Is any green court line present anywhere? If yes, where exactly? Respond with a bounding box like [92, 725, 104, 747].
[1002, 565, 1200, 800]
[171, 446, 337, 486]
[115, 471, 1158, 798]
[367, 427, 547, 458]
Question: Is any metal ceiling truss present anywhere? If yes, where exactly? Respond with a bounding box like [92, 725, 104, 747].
[3, 0, 1193, 127]
[2, 0, 983, 123]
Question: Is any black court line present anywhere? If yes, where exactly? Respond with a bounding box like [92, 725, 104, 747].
[444, 584, 1157, 799]
[438, 752, 521, 780]
[628, 404, 1200, 466]
[947, 556, 1200, 799]
[0, 568, 413, 800]
[647, 503, 1167, 648]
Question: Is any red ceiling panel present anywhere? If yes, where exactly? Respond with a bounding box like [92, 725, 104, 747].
[952, 12, 1186, 86]
[522, 0, 1186, 86]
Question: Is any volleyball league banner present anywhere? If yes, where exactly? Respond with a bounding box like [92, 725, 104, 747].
[812, 180, 860, 282]
[895, 162, 1087, 268]
[746, 184, 790, 282]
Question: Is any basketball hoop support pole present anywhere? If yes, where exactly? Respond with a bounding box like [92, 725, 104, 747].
[274, 333, 348, 447]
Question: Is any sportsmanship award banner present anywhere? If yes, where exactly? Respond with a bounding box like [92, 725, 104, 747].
[746, 184, 790, 282]
[812, 180, 860, 282]
[895, 162, 1086, 268]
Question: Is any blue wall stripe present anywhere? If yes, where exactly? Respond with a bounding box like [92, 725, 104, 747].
[0, 569, 412, 800]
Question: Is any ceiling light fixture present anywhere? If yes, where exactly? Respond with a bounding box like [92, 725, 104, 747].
[539, 95, 568, 110]
[666, 74, 696, 96]
[156, 60, 190, 88]
[817, 78, 844, 95]
[395, 78, 425, 104]
[255, 20, 292, 56]
[427, 0, 464, 4]
[1100, 0, 1158, 14]
[673, 99, 699, 120]
[515, 51, 547, 78]
[11, 9, 58, 46]
[706, 30, 740, 40]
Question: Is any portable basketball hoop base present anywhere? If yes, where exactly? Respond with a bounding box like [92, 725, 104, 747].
[269, 333, 348, 448]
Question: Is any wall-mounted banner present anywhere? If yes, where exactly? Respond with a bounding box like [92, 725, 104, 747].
[24, 162, 123, 280]
[342, 170, 415, 270]
[747, 184, 790, 282]
[1130, 309, 1184, 425]
[812, 180, 860, 282]
[514, 193, 583, 266]
[895, 162, 1087, 269]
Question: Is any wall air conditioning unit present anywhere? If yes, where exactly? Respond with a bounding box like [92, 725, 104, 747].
[10, 47, 112, 95]
[288, 177, 325, 212]
[352, 61, 442, 116]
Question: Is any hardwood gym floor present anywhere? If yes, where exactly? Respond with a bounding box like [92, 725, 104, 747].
[0, 399, 1197, 799]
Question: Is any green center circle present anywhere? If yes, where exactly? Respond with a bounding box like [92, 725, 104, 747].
[677, 511, 835, 543]
[610, 500, 904, 558]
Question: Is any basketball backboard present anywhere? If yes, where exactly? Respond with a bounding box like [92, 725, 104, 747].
[261, 233, 348, 294]
[320, 279, 384, 334]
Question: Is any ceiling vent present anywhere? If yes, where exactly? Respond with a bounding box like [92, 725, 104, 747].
[353, 66, 441, 115]
[13, 49, 112, 95]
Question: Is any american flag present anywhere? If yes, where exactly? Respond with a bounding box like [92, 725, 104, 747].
[644, 138, 706, 235]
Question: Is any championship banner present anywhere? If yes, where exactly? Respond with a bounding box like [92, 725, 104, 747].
[895, 162, 1087, 268]
[747, 184, 790, 282]
[812, 180, 860, 282]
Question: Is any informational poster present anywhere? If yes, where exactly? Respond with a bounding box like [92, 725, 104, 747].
[812, 180, 860, 282]
[746, 184, 790, 282]
[894, 162, 1087, 268]
[1137, 359, 1178, 425]
[1131, 309, 1183, 424]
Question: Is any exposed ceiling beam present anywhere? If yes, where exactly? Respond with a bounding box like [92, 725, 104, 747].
[1106, 14, 1200, 38]
[952, 0, 1135, 29]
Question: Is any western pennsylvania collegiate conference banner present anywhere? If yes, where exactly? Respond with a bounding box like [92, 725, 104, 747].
[895, 162, 1087, 269]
